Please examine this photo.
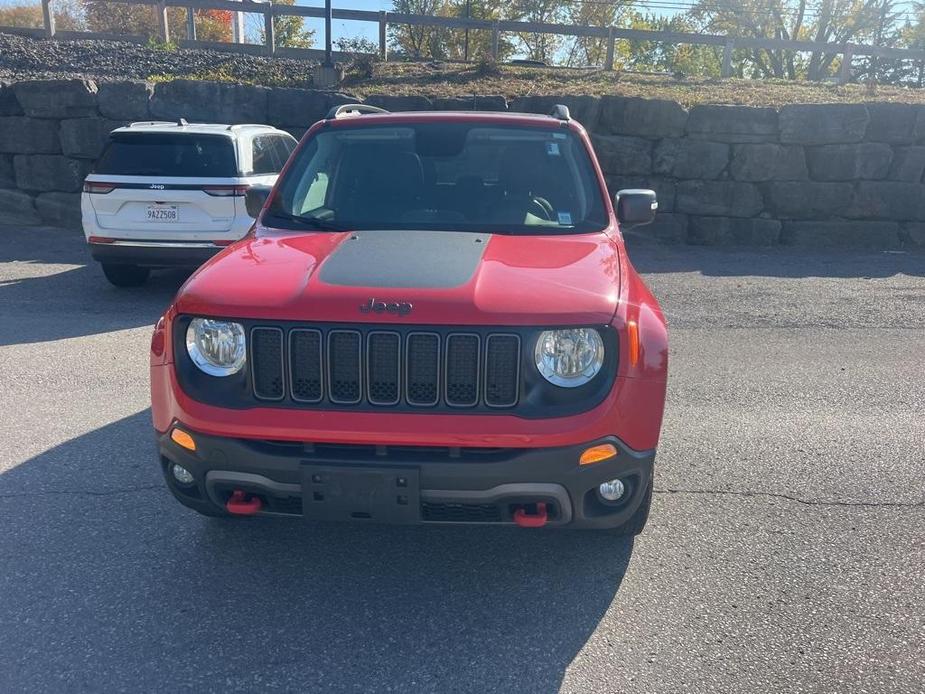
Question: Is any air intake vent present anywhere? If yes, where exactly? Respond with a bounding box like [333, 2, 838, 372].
[327, 330, 361, 404]
[366, 332, 400, 405]
[251, 327, 284, 400]
[290, 329, 322, 402]
[445, 334, 480, 407]
[405, 332, 440, 406]
[484, 334, 520, 407]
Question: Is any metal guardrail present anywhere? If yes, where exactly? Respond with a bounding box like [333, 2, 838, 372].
[6, 0, 925, 84]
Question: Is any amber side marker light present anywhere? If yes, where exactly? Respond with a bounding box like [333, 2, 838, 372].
[579, 443, 618, 466]
[627, 320, 640, 367]
[170, 428, 196, 452]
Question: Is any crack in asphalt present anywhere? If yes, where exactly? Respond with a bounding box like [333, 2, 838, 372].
[654, 487, 925, 509]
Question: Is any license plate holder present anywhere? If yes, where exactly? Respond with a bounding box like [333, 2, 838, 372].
[302, 464, 420, 524]
[145, 205, 179, 222]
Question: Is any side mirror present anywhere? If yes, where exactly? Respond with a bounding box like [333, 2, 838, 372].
[615, 189, 658, 229]
[245, 184, 273, 218]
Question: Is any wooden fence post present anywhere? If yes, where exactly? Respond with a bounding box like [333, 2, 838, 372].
[491, 21, 500, 60]
[604, 26, 615, 71]
[41, 0, 55, 38]
[721, 39, 734, 78]
[378, 11, 388, 61]
[264, 3, 275, 55]
[839, 45, 853, 84]
[186, 7, 196, 41]
[156, 1, 169, 44]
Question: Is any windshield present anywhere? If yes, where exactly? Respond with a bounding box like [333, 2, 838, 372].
[266, 122, 608, 234]
[95, 133, 238, 177]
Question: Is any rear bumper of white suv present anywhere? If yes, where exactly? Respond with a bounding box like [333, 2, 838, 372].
[87, 238, 228, 267]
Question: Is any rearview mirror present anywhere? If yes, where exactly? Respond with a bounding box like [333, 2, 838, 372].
[615, 189, 658, 229]
[245, 184, 273, 218]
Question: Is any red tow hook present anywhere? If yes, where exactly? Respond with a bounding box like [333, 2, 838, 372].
[226, 490, 263, 516]
[513, 502, 548, 528]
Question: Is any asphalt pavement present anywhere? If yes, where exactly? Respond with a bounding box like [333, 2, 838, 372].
[1, 226, 923, 693]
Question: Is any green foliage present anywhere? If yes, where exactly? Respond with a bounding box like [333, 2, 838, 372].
[259, 0, 314, 49]
[146, 35, 178, 52]
[336, 37, 381, 79]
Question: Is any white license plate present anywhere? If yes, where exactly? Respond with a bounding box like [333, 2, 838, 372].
[146, 205, 178, 222]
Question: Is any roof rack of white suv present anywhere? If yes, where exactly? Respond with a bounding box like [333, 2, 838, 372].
[227, 123, 278, 130]
[128, 120, 178, 127]
[326, 103, 390, 119]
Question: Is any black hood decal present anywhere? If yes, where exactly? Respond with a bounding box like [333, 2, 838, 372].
[318, 230, 490, 289]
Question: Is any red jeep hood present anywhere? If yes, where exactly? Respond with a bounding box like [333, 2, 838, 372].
[176, 229, 622, 326]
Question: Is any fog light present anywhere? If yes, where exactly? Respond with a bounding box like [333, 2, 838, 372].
[172, 464, 195, 485]
[598, 478, 625, 502]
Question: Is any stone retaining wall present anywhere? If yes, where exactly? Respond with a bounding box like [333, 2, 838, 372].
[2, 78, 924, 249]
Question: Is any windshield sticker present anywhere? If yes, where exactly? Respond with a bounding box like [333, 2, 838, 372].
[546, 142, 561, 156]
[557, 211, 573, 225]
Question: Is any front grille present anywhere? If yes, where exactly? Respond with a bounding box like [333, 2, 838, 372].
[253, 325, 522, 409]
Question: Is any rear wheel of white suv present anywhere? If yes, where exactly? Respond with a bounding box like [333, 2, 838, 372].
[102, 263, 150, 287]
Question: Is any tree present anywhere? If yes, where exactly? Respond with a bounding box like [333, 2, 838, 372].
[388, 0, 450, 59]
[0, 0, 83, 30]
[619, 13, 722, 76]
[441, 0, 514, 62]
[507, 0, 566, 63]
[563, 0, 631, 67]
[688, 0, 889, 81]
[258, 0, 314, 49]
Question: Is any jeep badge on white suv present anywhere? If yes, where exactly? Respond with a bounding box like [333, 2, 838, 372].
[81, 119, 297, 287]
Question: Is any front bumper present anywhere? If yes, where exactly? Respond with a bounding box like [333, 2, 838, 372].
[159, 429, 654, 530]
[88, 240, 225, 267]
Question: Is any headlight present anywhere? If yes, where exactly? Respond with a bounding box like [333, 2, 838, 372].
[186, 318, 246, 376]
[534, 328, 605, 387]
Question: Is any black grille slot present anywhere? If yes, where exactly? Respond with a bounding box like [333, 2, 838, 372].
[327, 330, 361, 404]
[422, 502, 503, 523]
[445, 334, 480, 407]
[406, 333, 440, 406]
[485, 334, 520, 407]
[367, 332, 400, 405]
[290, 329, 322, 402]
[251, 327, 284, 400]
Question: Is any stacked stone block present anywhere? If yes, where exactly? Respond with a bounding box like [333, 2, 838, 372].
[1, 78, 924, 248]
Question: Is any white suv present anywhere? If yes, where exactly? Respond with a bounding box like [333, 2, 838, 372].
[81, 121, 297, 287]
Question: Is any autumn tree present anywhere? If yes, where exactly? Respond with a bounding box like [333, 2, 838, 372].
[0, 0, 83, 30]
[689, 0, 890, 80]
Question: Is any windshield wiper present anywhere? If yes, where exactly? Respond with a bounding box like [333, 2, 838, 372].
[267, 211, 346, 232]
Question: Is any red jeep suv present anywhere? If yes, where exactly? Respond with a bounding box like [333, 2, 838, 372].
[150, 104, 668, 534]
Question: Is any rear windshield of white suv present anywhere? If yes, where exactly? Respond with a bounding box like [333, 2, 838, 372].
[266, 122, 609, 235]
[94, 133, 238, 177]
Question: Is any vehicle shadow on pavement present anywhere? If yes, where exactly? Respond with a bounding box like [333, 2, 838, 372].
[0, 411, 633, 692]
[0, 226, 189, 346]
[624, 232, 925, 278]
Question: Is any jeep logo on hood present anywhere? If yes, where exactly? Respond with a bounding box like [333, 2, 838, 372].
[360, 298, 413, 317]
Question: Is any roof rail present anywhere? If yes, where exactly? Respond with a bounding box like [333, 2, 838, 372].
[227, 123, 275, 130]
[550, 104, 571, 121]
[326, 103, 390, 119]
[127, 120, 177, 127]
